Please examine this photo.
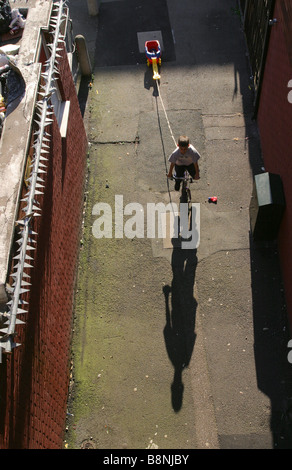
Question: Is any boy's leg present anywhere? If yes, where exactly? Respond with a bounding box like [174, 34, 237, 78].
[187, 163, 196, 179]
[174, 165, 185, 191]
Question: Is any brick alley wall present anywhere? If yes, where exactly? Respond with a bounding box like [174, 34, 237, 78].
[0, 45, 87, 449]
[257, 0, 292, 333]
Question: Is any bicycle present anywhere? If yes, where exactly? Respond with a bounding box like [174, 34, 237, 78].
[167, 170, 196, 243]
[168, 170, 194, 209]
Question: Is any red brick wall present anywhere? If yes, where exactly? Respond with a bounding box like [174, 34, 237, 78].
[0, 46, 87, 448]
[257, 0, 292, 332]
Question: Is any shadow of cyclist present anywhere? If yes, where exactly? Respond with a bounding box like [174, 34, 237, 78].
[163, 243, 198, 412]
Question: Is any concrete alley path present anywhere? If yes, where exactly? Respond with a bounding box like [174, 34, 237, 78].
[66, 0, 292, 450]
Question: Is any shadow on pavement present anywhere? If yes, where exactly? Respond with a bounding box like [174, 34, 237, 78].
[94, 0, 175, 67]
[231, 9, 292, 449]
[250, 237, 292, 448]
[163, 247, 198, 412]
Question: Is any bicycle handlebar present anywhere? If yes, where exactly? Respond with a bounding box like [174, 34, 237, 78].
[167, 174, 193, 182]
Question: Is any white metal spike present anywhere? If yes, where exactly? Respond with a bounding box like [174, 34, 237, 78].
[12, 279, 31, 288]
[5, 0, 67, 350]
[19, 288, 30, 294]
[20, 271, 31, 278]
[0, 339, 21, 352]
[13, 254, 34, 261]
[5, 307, 27, 317]
[16, 307, 28, 315]
[14, 262, 33, 269]
[17, 244, 35, 252]
[26, 238, 37, 244]
[6, 299, 28, 306]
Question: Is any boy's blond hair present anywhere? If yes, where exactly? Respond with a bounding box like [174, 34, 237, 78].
[178, 135, 189, 147]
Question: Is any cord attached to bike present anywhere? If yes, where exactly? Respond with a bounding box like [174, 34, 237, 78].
[157, 81, 177, 147]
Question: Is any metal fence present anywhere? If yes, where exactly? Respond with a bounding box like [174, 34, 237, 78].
[0, 0, 68, 362]
[241, 0, 276, 107]
[280, 0, 292, 66]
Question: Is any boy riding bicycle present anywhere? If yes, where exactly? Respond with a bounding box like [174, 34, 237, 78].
[167, 135, 201, 191]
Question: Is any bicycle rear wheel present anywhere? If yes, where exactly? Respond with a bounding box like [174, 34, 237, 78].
[187, 188, 191, 202]
[181, 186, 188, 203]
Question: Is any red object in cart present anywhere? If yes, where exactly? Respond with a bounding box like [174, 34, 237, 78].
[145, 40, 162, 65]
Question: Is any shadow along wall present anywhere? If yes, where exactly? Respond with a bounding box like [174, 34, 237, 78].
[257, 0, 292, 334]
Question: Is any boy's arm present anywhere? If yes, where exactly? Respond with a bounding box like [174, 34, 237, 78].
[167, 162, 175, 178]
[194, 161, 200, 179]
